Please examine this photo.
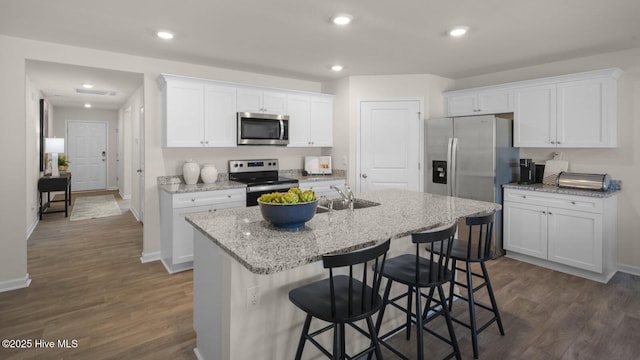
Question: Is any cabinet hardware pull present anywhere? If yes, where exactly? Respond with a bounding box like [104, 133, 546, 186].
[571, 201, 576, 205]
[550, 141, 556, 144]
[522, 195, 526, 198]
[542, 211, 546, 214]
[557, 141, 561, 144]
[548, 212, 553, 215]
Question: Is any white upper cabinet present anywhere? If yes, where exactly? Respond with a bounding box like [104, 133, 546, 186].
[514, 73, 619, 148]
[237, 87, 287, 114]
[556, 77, 617, 147]
[160, 75, 237, 147]
[163, 78, 206, 147]
[204, 84, 237, 147]
[446, 68, 622, 149]
[287, 94, 333, 147]
[513, 84, 557, 148]
[445, 88, 513, 117]
[160, 74, 333, 148]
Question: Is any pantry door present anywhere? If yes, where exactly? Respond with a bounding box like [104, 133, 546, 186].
[358, 99, 423, 192]
[67, 121, 107, 191]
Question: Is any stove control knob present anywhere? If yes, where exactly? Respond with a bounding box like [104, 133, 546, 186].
[239, 164, 243, 167]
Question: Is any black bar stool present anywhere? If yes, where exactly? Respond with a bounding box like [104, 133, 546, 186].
[374, 223, 461, 360]
[288, 239, 391, 360]
[443, 212, 505, 360]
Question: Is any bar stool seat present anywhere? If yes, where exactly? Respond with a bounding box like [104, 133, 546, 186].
[289, 239, 391, 360]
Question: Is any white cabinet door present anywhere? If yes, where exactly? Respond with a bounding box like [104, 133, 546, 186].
[477, 89, 513, 114]
[287, 94, 333, 147]
[514, 84, 557, 148]
[262, 91, 287, 114]
[165, 80, 205, 147]
[237, 87, 286, 114]
[503, 201, 548, 259]
[557, 78, 616, 148]
[547, 207, 603, 272]
[236, 88, 263, 113]
[204, 84, 237, 147]
[309, 96, 333, 146]
[286, 94, 311, 147]
[445, 89, 512, 116]
[446, 93, 477, 117]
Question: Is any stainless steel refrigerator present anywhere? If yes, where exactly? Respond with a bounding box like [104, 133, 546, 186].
[426, 114, 519, 257]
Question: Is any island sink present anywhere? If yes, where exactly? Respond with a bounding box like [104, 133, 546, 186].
[316, 198, 381, 213]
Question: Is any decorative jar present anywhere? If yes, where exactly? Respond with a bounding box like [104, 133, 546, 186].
[183, 159, 200, 185]
[201, 164, 219, 184]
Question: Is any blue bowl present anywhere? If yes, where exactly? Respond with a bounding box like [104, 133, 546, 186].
[258, 200, 318, 229]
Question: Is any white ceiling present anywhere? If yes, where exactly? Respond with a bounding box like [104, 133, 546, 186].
[26, 61, 143, 110]
[5, 0, 640, 109]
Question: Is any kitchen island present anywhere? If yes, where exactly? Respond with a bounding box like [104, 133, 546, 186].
[186, 189, 500, 360]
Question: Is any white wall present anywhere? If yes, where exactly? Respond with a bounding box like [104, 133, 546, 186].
[453, 48, 640, 273]
[52, 107, 120, 190]
[0, 34, 328, 289]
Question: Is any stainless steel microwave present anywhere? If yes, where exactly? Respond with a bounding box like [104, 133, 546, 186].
[237, 112, 289, 146]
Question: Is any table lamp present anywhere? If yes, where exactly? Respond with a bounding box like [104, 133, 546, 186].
[45, 137, 65, 177]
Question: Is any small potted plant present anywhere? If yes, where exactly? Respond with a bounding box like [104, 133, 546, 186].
[58, 155, 70, 172]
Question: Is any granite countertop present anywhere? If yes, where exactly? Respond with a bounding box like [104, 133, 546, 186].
[503, 183, 620, 198]
[185, 189, 500, 275]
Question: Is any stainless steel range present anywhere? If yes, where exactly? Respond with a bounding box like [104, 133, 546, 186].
[228, 159, 299, 206]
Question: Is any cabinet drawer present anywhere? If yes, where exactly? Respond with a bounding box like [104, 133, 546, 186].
[504, 189, 603, 213]
[173, 188, 246, 209]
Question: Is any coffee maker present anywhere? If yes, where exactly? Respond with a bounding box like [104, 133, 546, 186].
[519, 159, 536, 184]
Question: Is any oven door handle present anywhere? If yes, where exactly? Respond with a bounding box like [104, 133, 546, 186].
[247, 183, 297, 193]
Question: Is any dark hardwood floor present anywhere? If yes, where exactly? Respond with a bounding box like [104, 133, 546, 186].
[1, 191, 639, 359]
[0, 191, 196, 360]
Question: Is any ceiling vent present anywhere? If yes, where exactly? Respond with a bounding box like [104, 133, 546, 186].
[75, 88, 118, 96]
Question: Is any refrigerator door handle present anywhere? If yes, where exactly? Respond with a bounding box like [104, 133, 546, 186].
[451, 137, 459, 197]
[446, 137, 453, 196]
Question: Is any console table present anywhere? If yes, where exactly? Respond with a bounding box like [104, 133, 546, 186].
[38, 173, 72, 219]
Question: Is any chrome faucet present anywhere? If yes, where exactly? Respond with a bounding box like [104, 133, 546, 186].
[330, 185, 355, 210]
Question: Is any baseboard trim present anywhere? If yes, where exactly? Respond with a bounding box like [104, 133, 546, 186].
[27, 216, 39, 240]
[161, 258, 193, 274]
[0, 274, 32, 293]
[617, 263, 640, 277]
[107, 186, 119, 191]
[140, 251, 161, 263]
[130, 207, 141, 222]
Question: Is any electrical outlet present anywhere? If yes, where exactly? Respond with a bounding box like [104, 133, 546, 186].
[246, 286, 260, 309]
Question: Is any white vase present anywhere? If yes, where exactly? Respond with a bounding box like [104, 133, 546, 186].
[201, 164, 219, 184]
[183, 160, 200, 185]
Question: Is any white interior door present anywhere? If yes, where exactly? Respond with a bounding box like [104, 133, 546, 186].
[359, 100, 422, 192]
[67, 121, 107, 191]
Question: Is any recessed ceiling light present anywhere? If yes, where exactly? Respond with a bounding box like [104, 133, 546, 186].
[82, 83, 94, 89]
[84, 103, 92, 108]
[331, 65, 344, 72]
[157, 31, 175, 40]
[332, 14, 353, 26]
[449, 26, 469, 37]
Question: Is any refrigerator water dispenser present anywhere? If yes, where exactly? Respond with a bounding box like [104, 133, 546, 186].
[432, 160, 447, 184]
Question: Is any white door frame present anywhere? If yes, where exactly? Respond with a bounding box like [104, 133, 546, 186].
[65, 120, 109, 191]
[355, 97, 425, 194]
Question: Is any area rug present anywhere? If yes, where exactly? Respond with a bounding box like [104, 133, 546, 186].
[70, 195, 122, 221]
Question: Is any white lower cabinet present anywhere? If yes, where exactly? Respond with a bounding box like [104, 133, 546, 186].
[503, 188, 617, 282]
[299, 179, 346, 198]
[160, 188, 246, 273]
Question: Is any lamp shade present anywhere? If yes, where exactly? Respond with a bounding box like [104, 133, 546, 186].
[45, 138, 65, 153]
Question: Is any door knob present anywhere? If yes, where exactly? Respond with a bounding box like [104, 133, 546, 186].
[361, 173, 368, 178]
